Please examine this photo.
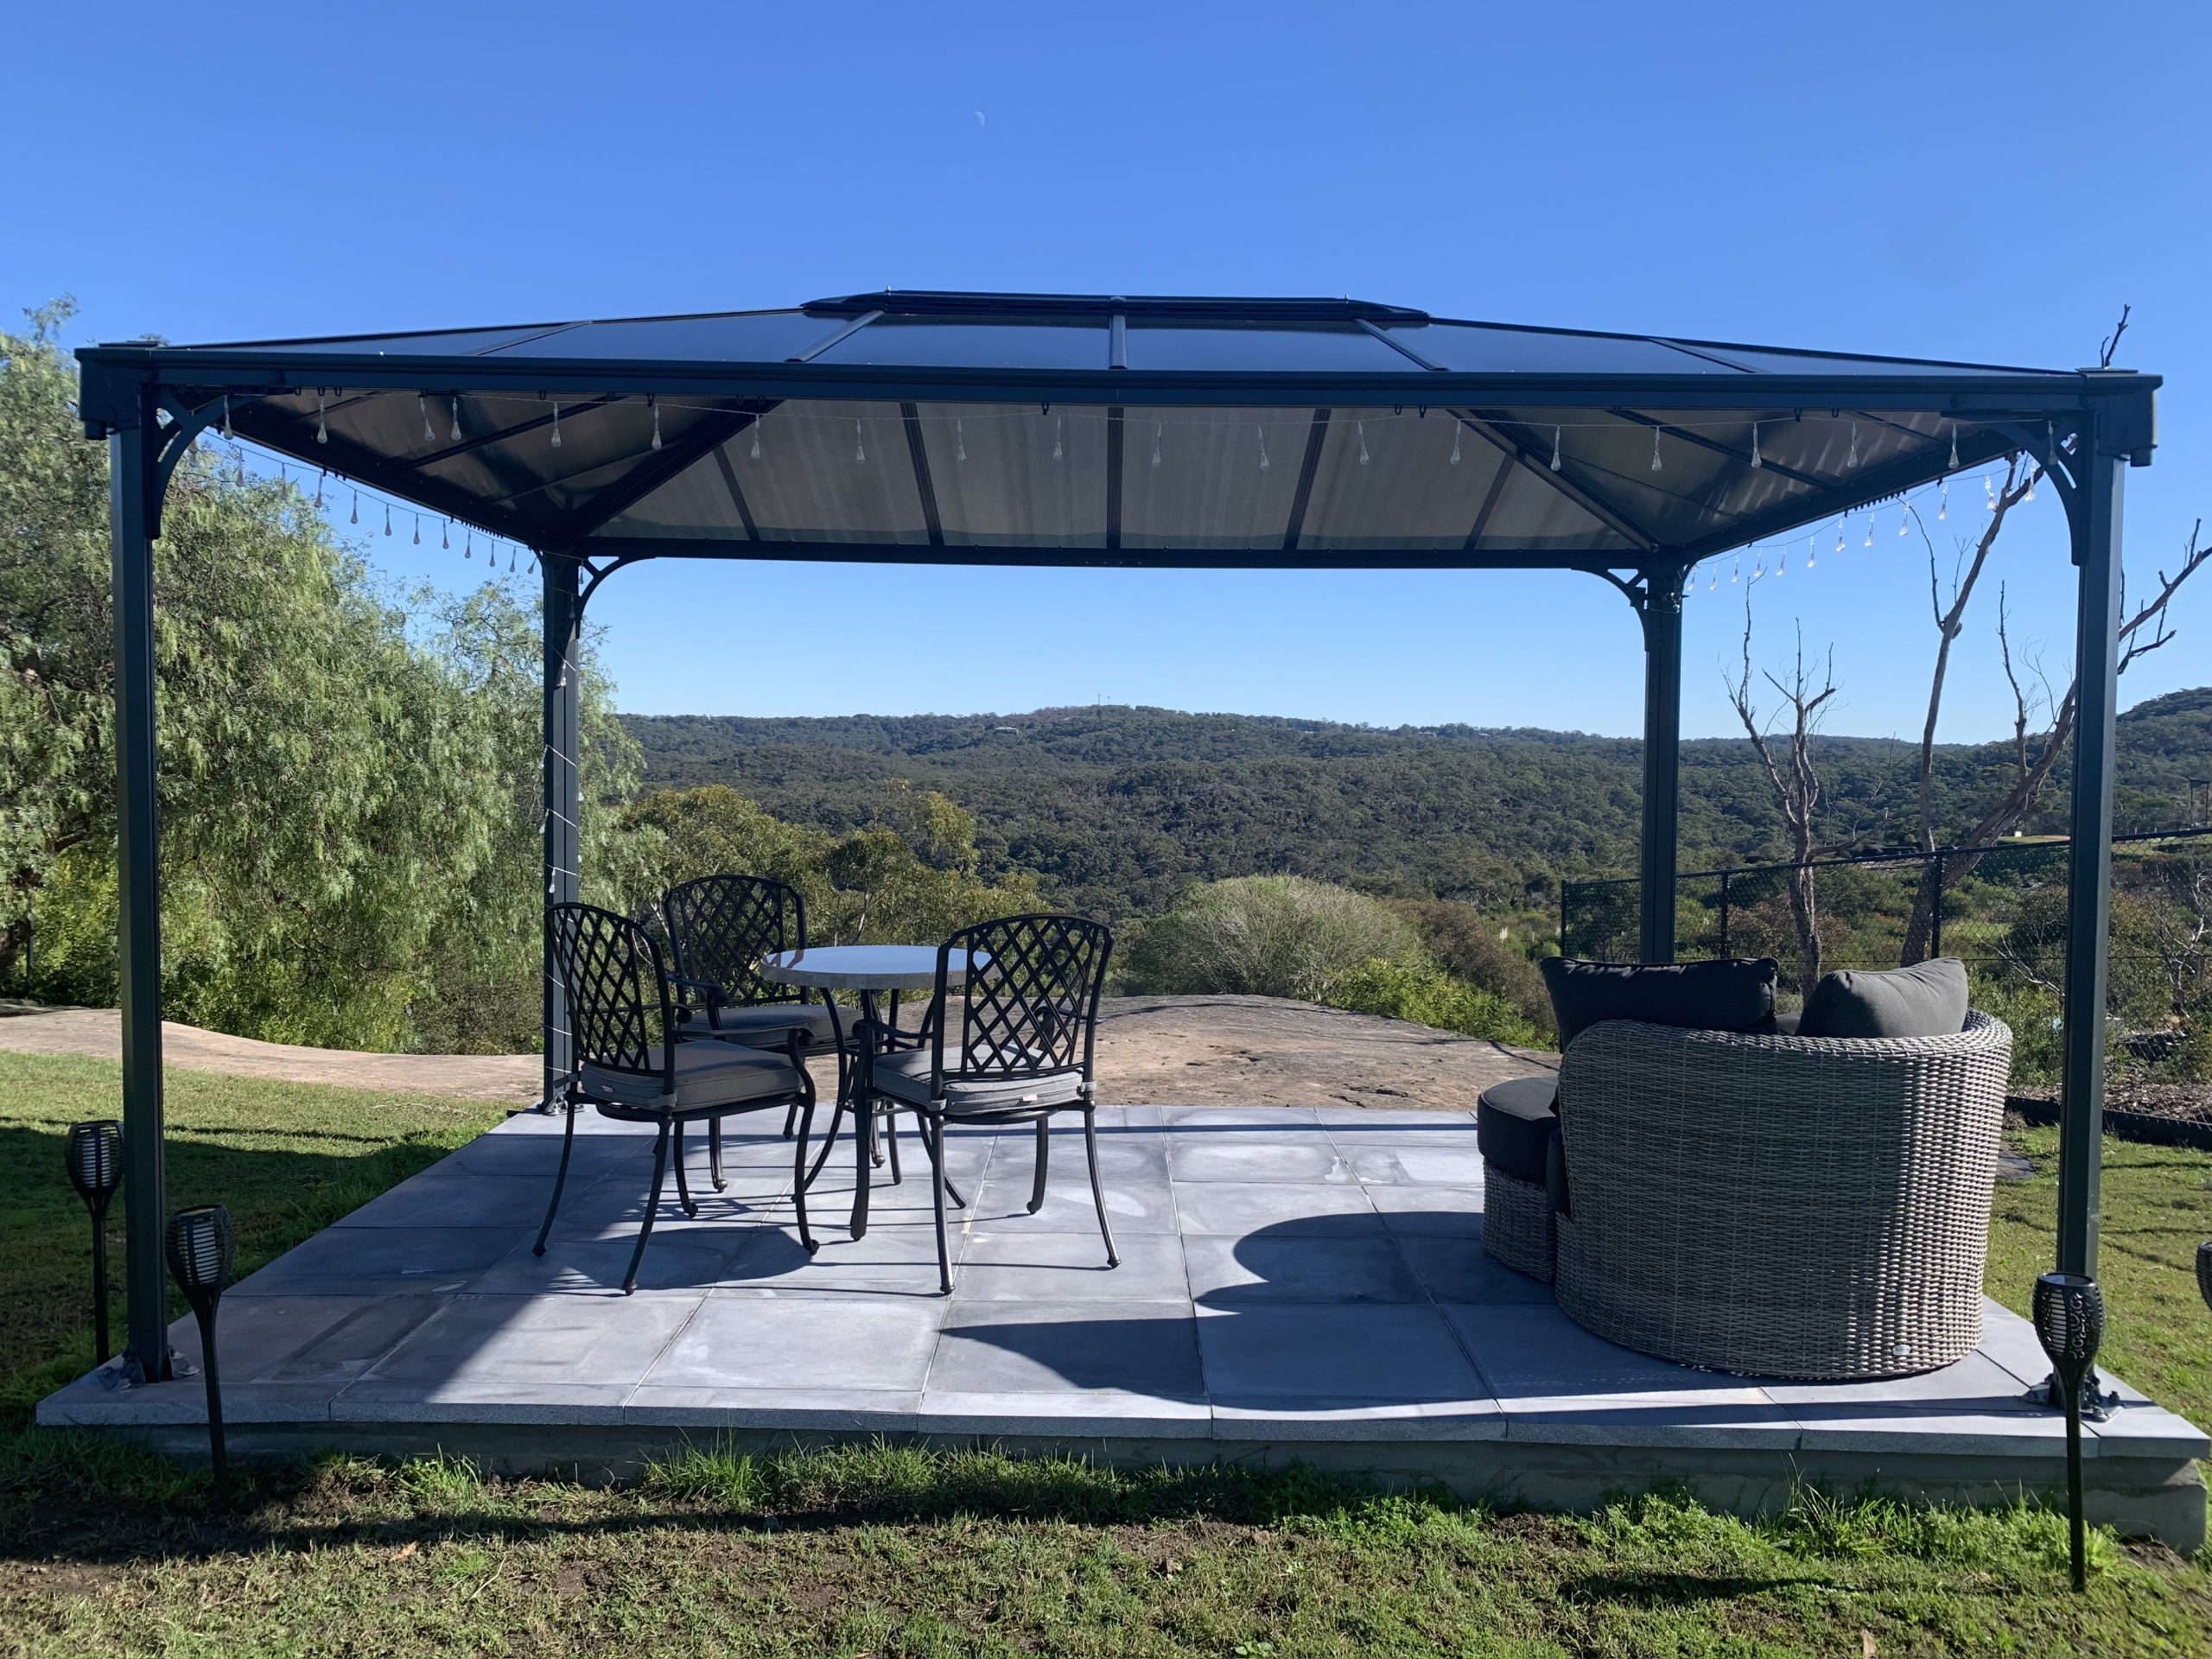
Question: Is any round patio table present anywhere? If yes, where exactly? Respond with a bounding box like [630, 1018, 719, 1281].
[758, 945, 986, 1239]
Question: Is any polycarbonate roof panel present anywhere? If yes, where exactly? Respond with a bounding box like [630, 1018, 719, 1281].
[203, 324, 576, 357]
[917, 404, 1108, 547]
[1681, 342, 2063, 378]
[1119, 407, 1310, 549]
[730, 400, 930, 544]
[1385, 324, 1741, 377]
[481, 312, 847, 364]
[815, 320, 1111, 370]
[1298, 410, 1518, 550]
[1122, 322, 1412, 373]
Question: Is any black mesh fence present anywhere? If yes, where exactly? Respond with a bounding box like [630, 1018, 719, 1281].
[1561, 830, 2212, 1007]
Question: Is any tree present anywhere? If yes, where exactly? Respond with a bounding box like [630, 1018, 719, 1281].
[1726, 600, 1836, 990]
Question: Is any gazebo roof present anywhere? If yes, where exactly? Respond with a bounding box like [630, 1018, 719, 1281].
[78, 290, 2158, 571]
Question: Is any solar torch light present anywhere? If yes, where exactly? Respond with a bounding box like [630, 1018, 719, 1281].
[2032, 1271, 2106, 1592]
[165, 1205, 237, 1508]
[2196, 1241, 2212, 1313]
[64, 1121, 123, 1364]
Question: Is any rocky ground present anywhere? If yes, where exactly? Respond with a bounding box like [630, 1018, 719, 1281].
[0, 995, 1557, 1109]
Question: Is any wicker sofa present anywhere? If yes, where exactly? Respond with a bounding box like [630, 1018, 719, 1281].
[1550, 1011, 2012, 1380]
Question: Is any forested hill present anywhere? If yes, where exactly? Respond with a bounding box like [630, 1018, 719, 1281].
[625, 690, 2212, 919]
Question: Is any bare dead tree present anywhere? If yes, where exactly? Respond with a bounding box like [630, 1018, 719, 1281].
[1728, 600, 1838, 989]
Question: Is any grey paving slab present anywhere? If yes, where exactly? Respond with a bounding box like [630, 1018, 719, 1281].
[346, 1291, 702, 1413]
[260, 1296, 452, 1384]
[932, 1300, 1203, 1396]
[1501, 1397, 1803, 1448]
[1171, 1181, 1380, 1237]
[1344, 1145, 1492, 1186]
[971, 1167, 1179, 1236]
[232, 1226, 522, 1296]
[1368, 1185, 1487, 1236]
[472, 1224, 784, 1297]
[644, 1296, 943, 1391]
[1312, 1107, 1477, 1132]
[918, 1389, 1212, 1438]
[2086, 1404, 2212, 1459]
[953, 1231, 1184, 1301]
[1444, 1304, 1766, 1401]
[626, 1387, 922, 1430]
[1183, 1232, 1426, 1306]
[1211, 1398, 1507, 1442]
[717, 1222, 970, 1299]
[1973, 1299, 2156, 1406]
[338, 1169, 616, 1231]
[1394, 1235, 1558, 1306]
[1198, 1303, 1488, 1404]
[1167, 1141, 1359, 1184]
[1158, 1105, 1322, 1130]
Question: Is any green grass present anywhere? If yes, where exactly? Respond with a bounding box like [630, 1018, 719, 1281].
[0, 1048, 504, 1427]
[3, 1053, 2211, 1655]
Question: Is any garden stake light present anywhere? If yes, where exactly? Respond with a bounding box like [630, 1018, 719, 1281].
[2033, 1271, 2106, 1592]
[165, 1205, 237, 1507]
[2196, 1241, 2211, 1312]
[64, 1120, 123, 1363]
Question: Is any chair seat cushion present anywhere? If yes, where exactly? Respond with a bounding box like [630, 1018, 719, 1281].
[1477, 1075, 1558, 1183]
[870, 1046, 1085, 1115]
[678, 1001, 841, 1048]
[579, 1041, 803, 1113]
[1797, 957, 1969, 1039]
[1541, 957, 1779, 1050]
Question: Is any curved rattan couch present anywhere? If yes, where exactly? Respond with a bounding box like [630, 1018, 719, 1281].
[1551, 1011, 2012, 1380]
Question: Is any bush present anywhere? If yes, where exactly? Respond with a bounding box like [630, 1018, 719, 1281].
[1328, 957, 1541, 1046]
[1122, 876, 1417, 1002]
[1391, 898, 1554, 1040]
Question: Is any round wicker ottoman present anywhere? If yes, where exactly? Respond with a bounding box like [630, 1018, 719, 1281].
[1476, 1074, 1560, 1283]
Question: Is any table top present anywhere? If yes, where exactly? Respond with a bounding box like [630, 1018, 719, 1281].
[758, 944, 984, 992]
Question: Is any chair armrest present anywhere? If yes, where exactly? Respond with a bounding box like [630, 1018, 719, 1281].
[668, 975, 726, 1030]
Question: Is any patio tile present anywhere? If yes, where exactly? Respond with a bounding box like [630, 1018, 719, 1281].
[1170, 1181, 1380, 1238]
[918, 1389, 1212, 1438]
[1183, 1232, 1425, 1306]
[1761, 1352, 2036, 1412]
[1974, 1300, 2153, 1404]
[1198, 1304, 1487, 1404]
[626, 1387, 921, 1430]
[971, 1167, 1179, 1235]
[232, 1226, 521, 1296]
[932, 1301, 1203, 1396]
[716, 1222, 969, 1299]
[1166, 1141, 1358, 1184]
[1394, 1235, 1556, 1306]
[1312, 1107, 1478, 1133]
[953, 1231, 1185, 1301]
[2087, 1404, 2211, 1459]
[259, 1296, 452, 1384]
[1501, 1397, 1802, 1448]
[350, 1291, 702, 1406]
[1368, 1185, 1487, 1236]
[1157, 1105, 1321, 1131]
[1443, 1304, 1759, 1400]
[644, 1296, 944, 1391]
[1344, 1145, 1491, 1186]
[472, 1224, 779, 1297]
[1211, 1398, 1506, 1442]
[159, 1294, 385, 1382]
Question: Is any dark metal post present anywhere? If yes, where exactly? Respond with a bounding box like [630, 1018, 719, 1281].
[2056, 437, 2125, 1279]
[1637, 562, 1688, 963]
[542, 556, 583, 1110]
[109, 405, 171, 1384]
[1929, 851, 1947, 958]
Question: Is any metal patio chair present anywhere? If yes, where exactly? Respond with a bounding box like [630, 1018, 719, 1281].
[854, 913, 1116, 1294]
[535, 901, 819, 1294]
[662, 874, 845, 1157]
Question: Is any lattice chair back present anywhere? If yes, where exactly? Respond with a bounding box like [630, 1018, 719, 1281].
[550, 902, 674, 1090]
[663, 874, 809, 1008]
[933, 914, 1112, 1084]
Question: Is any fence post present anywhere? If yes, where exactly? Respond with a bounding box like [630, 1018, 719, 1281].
[1717, 870, 1731, 960]
[1929, 852, 1945, 959]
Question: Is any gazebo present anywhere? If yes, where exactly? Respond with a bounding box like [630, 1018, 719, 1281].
[75, 290, 2156, 1391]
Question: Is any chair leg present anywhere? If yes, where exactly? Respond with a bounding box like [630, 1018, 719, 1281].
[1027, 1118, 1052, 1215]
[886, 1109, 903, 1185]
[850, 1091, 874, 1242]
[782, 1103, 798, 1140]
[929, 1115, 953, 1296]
[803, 1097, 845, 1192]
[709, 1119, 727, 1192]
[672, 1121, 698, 1218]
[1083, 1107, 1120, 1269]
[918, 1115, 967, 1210]
[791, 1096, 819, 1255]
[531, 1096, 580, 1256]
[624, 1120, 673, 1295]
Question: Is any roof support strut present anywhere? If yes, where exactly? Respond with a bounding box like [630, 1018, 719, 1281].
[1630, 562, 1688, 962]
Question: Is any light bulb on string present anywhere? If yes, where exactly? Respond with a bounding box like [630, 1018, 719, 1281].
[1748, 422, 1762, 469]
[853, 419, 867, 463]
[465, 529, 473, 560]
[1948, 423, 1961, 470]
[1807, 534, 1817, 569]
[750, 416, 763, 460]
[1549, 426, 1562, 471]
[1985, 473, 1998, 511]
[1864, 518, 1875, 548]
[956, 418, 967, 462]
[550, 402, 562, 448]
[649, 397, 662, 451]
[350, 488, 359, 525]
[313, 470, 324, 508]
[442, 520, 449, 550]
[383, 502, 392, 537]
[221, 395, 232, 440]
[1256, 424, 1270, 472]
[1835, 525, 1845, 556]
[1777, 551, 1786, 576]
[1052, 412, 1065, 460]
[1707, 568, 1717, 591]
[1938, 480, 1948, 520]
[315, 391, 328, 445]
[1151, 422, 1162, 467]
[1731, 556, 1740, 583]
[2024, 467, 2037, 504]
[412, 515, 421, 546]
[1649, 426, 1663, 472]
[1847, 421, 1860, 468]
[1450, 423, 1462, 466]
[1357, 419, 1370, 466]
[419, 395, 434, 442]
[1753, 555, 1764, 579]
[234, 448, 247, 487]
[1899, 504, 1910, 536]
[450, 396, 463, 442]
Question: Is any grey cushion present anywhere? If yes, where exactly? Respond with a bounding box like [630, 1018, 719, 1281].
[1540, 957, 1779, 1050]
[578, 1041, 804, 1112]
[1797, 957, 1969, 1039]
[1476, 1074, 1558, 1184]
[870, 1047, 1086, 1115]
[678, 1001, 840, 1048]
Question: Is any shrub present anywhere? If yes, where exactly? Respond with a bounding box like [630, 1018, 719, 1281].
[1391, 898, 1554, 1040]
[1328, 957, 1541, 1046]
[1122, 876, 1417, 1002]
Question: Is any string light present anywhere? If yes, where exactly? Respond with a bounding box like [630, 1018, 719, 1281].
[465, 528, 474, 559]
[750, 416, 763, 461]
[1731, 556, 1741, 583]
[1898, 503, 1910, 536]
[854, 419, 866, 463]
[1985, 473, 1997, 511]
[956, 417, 967, 461]
[550, 402, 562, 448]
[1776, 550, 1786, 576]
[1864, 518, 1875, 548]
[442, 520, 450, 550]
[450, 396, 463, 442]
[1256, 423, 1270, 472]
[1938, 480, 1948, 520]
[1708, 568, 1717, 591]
[420, 395, 435, 442]
[1835, 524, 1845, 556]
[1053, 412, 1064, 461]
[1948, 423, 1960, 470]
[1847, 422, 1860, 469]
[2024, 468, 2036, 504]
[1151, 421, 1162, 467]
[221, 395, 232, 441]
[1649, 426, 1663, 472]
[1748, 422, 1762, 469]
[350, 488, 359, 525]
[315, 391, 327, 445]
[1549, 425, 1562, 471]
[649, 396, 662, 451]
[1450, 423, 1461, 466]
[1357, 419, 1370, 466]
[313, 470, 324, 508]
[1806, 533, 1816, 570]
[1753, 554, 1764, 579]
[383, 502, 392, 537]
[412, 514, 421, 545]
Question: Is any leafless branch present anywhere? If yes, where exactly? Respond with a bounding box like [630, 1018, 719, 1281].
[2100, 303, 2132, 370]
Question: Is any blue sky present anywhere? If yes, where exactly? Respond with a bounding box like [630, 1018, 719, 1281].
[8, 1, 2207, 740]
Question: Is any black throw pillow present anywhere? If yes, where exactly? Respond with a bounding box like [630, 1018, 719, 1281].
[1540, 957, 1779, 1050]
[1797, 957, 1969, 1039]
